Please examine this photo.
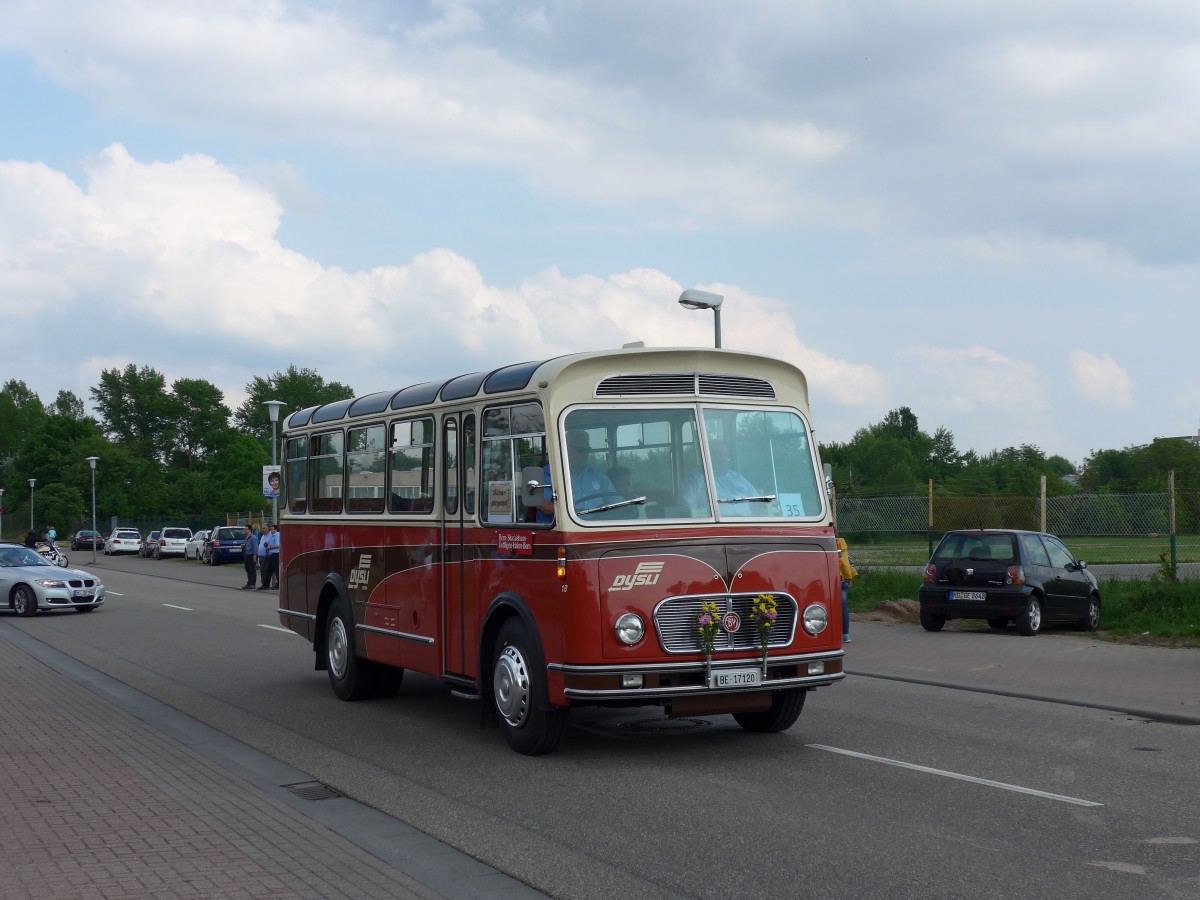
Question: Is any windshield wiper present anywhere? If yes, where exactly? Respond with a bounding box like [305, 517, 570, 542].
[580, 495, 648, 514]
[718, 494, 777, 505]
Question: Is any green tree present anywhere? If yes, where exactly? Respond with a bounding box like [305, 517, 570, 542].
[0, 380, 48, 474]
[169, 378, 235, 469]
[234, 365, 355, 447]
[51, 390, 87, 419]
[90, 365, 177, 461]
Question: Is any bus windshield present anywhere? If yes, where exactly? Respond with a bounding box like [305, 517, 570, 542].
[561, 404, 824, 522]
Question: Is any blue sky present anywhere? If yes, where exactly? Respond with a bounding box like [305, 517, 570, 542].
[2, 0, 1198, 467]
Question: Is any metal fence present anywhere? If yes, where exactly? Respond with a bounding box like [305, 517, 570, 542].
[835, 489, 1200, 574]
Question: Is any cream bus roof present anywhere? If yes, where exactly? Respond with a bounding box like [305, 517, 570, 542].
[284, 346, 810, 430]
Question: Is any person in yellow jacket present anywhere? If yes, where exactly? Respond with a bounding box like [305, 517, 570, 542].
[837, 536, 857, 643]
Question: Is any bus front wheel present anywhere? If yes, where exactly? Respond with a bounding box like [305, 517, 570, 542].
[327, 598, 374, 701]
[733, 688, 807, 733]
[493, 619, 567, 755]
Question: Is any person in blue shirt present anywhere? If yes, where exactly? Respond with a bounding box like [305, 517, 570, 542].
[240, 525, 258, 590]
[259, 524, 280, 589]
[537, 430, 617, 523]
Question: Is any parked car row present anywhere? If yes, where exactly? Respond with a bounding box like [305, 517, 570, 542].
[97, 526, 247, 565]
[96, 526, 242, 563]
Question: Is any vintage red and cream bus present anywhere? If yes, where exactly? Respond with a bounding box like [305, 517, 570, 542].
[277, 346, 844, 754]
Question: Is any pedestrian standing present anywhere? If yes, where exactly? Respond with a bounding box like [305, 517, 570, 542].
[837, 536, 858, 643]
[265, 524, 281, 589]
[257, 525, 271, 589]
[240, 525, 258, 589]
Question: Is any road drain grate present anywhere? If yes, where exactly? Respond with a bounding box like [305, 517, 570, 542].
[282, 781, 342, 801]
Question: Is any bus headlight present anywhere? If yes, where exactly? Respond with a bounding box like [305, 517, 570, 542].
[802, 604, 828, 636]
[615, 613, 645, 645]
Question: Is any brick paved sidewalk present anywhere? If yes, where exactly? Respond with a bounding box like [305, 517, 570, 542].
[0, 627, 536, 900]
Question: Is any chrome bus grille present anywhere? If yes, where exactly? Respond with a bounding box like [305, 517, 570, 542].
[653, 593, 798, 654]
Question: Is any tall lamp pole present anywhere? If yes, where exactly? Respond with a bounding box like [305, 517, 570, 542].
[677, 289, 725, 348]
[264, 401, 284, 525]
[86, 457, 99, 565]
[0, 487, 5, 541]
[28, 478, 36, 534]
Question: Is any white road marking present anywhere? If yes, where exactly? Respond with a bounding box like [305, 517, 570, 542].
[162, 604, 193, 611]
[106, 591, 125, 596]
[806, 744, 1103, 807]
[258, 624, 299, 635]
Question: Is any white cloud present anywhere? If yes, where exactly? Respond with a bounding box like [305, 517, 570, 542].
[1, 147, 877, 418]
[897, 345, 1046, 414]
[1069, 350, 1132, 408]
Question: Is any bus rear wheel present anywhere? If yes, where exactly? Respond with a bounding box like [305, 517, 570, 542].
[493, 619, 567, 755]
[733, 688, 807, 733]
[326, 598, 374, 701]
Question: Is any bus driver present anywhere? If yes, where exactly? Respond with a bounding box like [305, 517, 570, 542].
[538, 430, 616, 522]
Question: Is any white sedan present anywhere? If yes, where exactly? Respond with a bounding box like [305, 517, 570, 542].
[184, 530, 210, 560]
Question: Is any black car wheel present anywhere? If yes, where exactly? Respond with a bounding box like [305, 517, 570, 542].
[13, 585, 38, 617]
[1016, 596, 1042, 636]
[920, 610, 946, 632]
[1075, 596, 1101, 632]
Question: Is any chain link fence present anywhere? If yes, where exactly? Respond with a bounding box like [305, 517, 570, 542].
[835, 490, 1200, 574]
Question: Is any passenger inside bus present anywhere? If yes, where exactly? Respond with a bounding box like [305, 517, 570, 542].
[682, 441, 759, 516]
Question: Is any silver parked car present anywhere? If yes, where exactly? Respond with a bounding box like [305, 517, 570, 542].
[1, 542, 106, 616]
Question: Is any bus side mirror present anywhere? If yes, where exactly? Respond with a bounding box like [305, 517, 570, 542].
[520, 466, 549, 509]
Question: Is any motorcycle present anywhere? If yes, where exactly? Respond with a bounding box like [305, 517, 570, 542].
[37, 542, 69, 567]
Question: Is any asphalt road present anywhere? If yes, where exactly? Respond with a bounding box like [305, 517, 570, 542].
[5, 552, 1198, 899]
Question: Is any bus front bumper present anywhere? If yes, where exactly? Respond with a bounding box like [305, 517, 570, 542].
[548, 649, 844, 702]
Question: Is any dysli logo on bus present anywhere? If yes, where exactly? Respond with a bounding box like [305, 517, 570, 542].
[349, 554, 372, 589]
[609, 561, 665, 592]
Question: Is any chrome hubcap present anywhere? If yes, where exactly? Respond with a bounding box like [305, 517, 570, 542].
[328, 616, 348, 679]
[494, 644, 531, 728]
[1028, 600, 1041, 630]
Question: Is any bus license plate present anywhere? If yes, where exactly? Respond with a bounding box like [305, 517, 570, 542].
[73, 589, 95, 598]
[710, 667, 761, 689]
[949, 590, 986, 602]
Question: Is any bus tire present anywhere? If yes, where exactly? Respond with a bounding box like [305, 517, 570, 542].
[493, 618, 567, 755]
[326, 598, 374, 701]
[372, 665, 405, 698]
[733, 688, 807, 733]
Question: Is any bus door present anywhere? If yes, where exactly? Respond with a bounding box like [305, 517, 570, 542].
[441, 412, 478, 679]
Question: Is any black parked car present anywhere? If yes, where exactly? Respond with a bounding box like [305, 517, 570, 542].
[919, 529, 1101, 636]
[71, 530, 104, 551]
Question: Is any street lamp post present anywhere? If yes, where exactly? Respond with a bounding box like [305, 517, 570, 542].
[28, 478, 36, 534]
[678, 289, 724, 348]
[264, 400, 285, 525]
[86, 457, 99, 565]
[0, 487, 5, 541]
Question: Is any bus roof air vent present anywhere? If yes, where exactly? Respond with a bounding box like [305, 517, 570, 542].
[697, 373, 775, 399]
[594, 372, 775, 399]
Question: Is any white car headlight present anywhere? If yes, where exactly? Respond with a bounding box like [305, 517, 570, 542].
[614, 613, 644, 645]
[802, 604, 828, 636]
[37, 580, 67, 588]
